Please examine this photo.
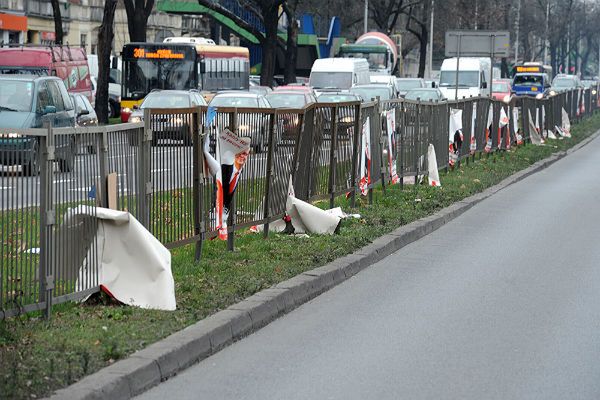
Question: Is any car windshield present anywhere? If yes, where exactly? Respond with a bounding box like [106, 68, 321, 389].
[350, 87, 391, 101]
[0, 80, 34, 112]
[404, 90, 440, 101]
[317, 93, 359, 102]
[209, 96, 258, 107]
[492, 82, 510, 92]
[439, 71, 480, 88]
[141, 93, 190, 108]
[309, 72, 353, 89]
[513, 74, 543, 85]
[553, 78, 576, 88]
[395, 79, 423, 90]
[265, 93, 306, 108]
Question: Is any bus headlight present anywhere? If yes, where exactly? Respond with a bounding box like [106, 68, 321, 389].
[535, 93, 544, 100]
[503, 95, 511, 103]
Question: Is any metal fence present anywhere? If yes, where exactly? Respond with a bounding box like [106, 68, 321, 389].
[1, 86, 597, 319]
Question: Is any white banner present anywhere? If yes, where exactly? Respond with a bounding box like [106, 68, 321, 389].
[386, 109, 399, 184]
[359, 117, 371, 196]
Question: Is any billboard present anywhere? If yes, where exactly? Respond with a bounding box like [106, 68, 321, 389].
[445, 30, 510, 58]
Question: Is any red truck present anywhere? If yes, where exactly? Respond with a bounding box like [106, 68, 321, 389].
[0, 45, 93, 105]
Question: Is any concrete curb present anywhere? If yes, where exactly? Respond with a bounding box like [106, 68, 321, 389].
[48, 130, 600, 400]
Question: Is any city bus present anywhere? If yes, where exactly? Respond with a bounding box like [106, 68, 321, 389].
[120, 41, 250, 121]
[511, 62, 552, 97]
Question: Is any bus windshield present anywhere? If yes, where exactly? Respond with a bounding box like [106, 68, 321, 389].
[513, 74, 543, 86]
[123, 58, 195, 100]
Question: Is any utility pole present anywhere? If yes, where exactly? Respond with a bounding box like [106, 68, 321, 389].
[567, 24, 571, 73]
[428, 0, 434, 78]
[474, 0, 478, 30]
[364, 0, 368, 34]
[543, 1, 549, 65]
[515, 0, 521, 64]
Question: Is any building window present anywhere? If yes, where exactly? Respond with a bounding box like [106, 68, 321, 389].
[81, 33, 87, 49]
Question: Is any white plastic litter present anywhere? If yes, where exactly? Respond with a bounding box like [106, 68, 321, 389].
[65, 206, 175, 311]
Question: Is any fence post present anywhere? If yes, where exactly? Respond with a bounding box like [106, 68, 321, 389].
[399, 102, 404, 189]
[39, 120, 55, 319]
[193, 107, 203, 262]
[414, 101, 420, 186]
[98, 127, 109, 208]
[262, 111, 276, 239]
[138, 108, 152, 229]
[350, 103, 361, 208]
[227, 109, 238, 251]
[377, 99, 386, 197]
[329, 105, 339, 209]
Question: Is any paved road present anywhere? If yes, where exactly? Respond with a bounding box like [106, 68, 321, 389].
[137, 134, 600, 400]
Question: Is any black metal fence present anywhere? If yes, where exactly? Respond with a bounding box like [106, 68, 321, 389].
[1, 87, 597, 319]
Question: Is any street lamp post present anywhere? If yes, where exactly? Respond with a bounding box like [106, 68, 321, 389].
[364, 0, 368, 34]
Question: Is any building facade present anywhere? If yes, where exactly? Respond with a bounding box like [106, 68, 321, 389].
[0, 0, 210, 57]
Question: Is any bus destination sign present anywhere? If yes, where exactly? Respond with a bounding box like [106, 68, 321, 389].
[515, 66, 543, 73]
[133, 48, 185, 59]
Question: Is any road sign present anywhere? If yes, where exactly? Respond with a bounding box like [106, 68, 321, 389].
[445, 30, 510, 58]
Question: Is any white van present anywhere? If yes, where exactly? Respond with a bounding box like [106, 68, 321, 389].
[438, 57, 491, 100]
[309, 58, 370, 92]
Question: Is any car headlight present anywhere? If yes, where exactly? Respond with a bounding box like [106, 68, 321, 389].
[535, 93, 543, 100]
[503, 95, 511, 103]
[593, 90, 597, 95]
[172, 117, 184, 126]
[129, 116, 142, 123]
[0, 132, 22, 139]
[339, 116, 354, 123]
[549, 90, 556, 96]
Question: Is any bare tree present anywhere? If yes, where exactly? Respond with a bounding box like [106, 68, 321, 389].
[196, 0, 285, 87]
[123, 0, 155, 42]
[50, 0, 63, 45]
[283, 0, 299, 84]
[96, 0, 118, 124]
[405, 0, 429, 77]
[370, 0, 419, 35]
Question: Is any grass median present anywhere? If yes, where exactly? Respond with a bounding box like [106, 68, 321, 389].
[2, 113, 600, 399]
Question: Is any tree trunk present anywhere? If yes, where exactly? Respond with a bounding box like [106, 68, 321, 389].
[124, 0, 155, 43]
[283, 10, 298, 85]
[260, 4, 279, 87]
[417, 30, 427, 78]
[50, 0, 63, 45]
[128, 12, 149, 42]
[96, 0, 118, 124]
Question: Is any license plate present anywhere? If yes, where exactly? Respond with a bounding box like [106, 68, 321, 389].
[531, 87, 538, 92]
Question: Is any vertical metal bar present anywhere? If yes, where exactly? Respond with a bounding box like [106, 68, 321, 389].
[227, 109, 238, 251]
[262, 111, 276, 239]
[350, 103, 361, 208]
[415, 101, 421, 185]
[40, 121, 54, 319]
[329, 105, 339, 209]
[193, 108, 203, 261]
[139, 108, 152, 228]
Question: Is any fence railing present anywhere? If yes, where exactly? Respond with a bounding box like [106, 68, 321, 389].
[1, 86, 597, 319]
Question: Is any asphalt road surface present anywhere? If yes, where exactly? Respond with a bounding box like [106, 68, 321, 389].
[137, 134, 600, 400]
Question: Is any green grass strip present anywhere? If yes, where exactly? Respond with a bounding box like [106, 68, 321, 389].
[2, 113, 600, 399]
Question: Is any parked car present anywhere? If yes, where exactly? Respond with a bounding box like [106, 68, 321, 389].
[90, 76, 121, 118]
[491, 79, 513, 102]
[209, 91, 272, 152]
[349, 83, 395, 102]
[265, 91, 316, 108]
[404, 88, 446, 102]
[249, 85, 273, 96]
[0, 74, 76, 175]
[316, 92, 362, 103]
[394, 78, 426, 97]
[128, 89, 207, 146]
[0, 45, 93, 105]
[549, 74, 584, 95]
[70, 93, 98, 127]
